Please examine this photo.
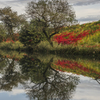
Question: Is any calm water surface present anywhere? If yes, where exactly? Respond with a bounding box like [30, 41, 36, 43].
[0, 50, 100, 100]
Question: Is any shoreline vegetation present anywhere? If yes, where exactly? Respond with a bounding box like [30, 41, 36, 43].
[0, 20, 100, 57]
[0, 39, 100, 56]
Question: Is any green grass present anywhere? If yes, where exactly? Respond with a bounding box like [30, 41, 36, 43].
[37, 40, 100, 58]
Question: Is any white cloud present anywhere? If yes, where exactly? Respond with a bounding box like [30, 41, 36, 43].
[0, 0, 100, 24]
[68, 0, 100, 6]
[9, 89, 25, 95]
[72, 3, 100, 24]
[73, 76, 100, 100]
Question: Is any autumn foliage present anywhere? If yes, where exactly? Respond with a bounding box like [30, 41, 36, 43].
[52, 60, 100, 79]
[53, 30, 90, 45]
[53, 21, 100, 46]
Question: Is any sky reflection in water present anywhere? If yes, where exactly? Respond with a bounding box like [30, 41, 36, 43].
[0, 75, 100, 100]
[0, 51, 100, 100]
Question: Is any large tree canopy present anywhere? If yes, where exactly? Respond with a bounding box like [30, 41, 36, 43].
[0, 7, 26, 35]
[26, 0, 77, 46]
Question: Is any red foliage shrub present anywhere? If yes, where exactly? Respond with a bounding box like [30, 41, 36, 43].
[53, 30, 90, 45]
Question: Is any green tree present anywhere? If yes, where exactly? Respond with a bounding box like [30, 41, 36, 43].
[0, 23, 7, 42]
[0, 6, 26, 36]
[26, 0, 77, 47]
[19, 22, 42, 47]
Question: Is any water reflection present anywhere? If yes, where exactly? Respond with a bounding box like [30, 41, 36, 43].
[53, 59, 100, 80]
[0, 52, 80, 100]
[0, 55, 28, 91]
[20, 55, 79, 100]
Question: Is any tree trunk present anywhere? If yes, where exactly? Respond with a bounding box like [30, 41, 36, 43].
[8, 26, 13, 37]
[43, 29, 53, 47]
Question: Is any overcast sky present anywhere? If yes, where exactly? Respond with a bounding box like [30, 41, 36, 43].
[0, 0, 100, 24]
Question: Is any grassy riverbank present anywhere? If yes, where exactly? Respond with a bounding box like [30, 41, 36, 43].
[0, 40, 100, 57]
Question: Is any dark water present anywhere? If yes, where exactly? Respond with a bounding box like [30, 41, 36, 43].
[0, 50, 100, 100]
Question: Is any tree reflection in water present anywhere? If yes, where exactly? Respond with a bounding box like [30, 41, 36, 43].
[0, 54, 80, 100]
[20, 55, 80, 100]
[0, 55, 28, 91]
